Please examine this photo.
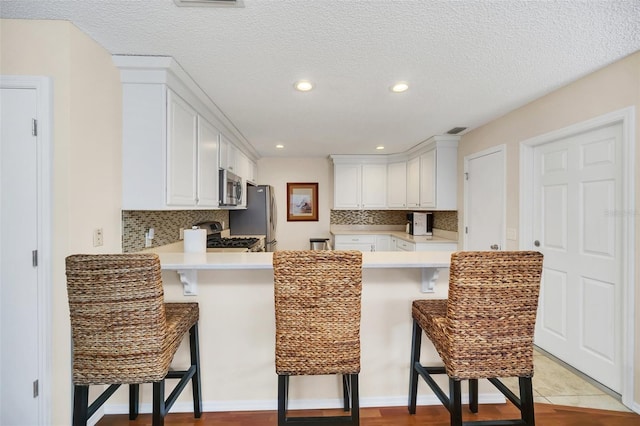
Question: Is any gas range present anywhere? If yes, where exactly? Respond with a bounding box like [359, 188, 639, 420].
[195, 221, 264, 252]
[206, 235, 262, 252]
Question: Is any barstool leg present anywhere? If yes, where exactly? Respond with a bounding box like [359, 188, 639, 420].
[72, 385, 89, 426]
[469, 378, 478, 413]
[189, 323, 202, 417]
[449, 378, 463, 426]
[519, 377, 536, 425]
[129, 384, 139, 419]
[351, 374, 360, 425]
[342, 375, 351, 411]
[408, 319, 422, 414]
[153, 380, 166, 426]
[277, 375, 288, 426]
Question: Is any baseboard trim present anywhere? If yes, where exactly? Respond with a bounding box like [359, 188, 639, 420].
[103, 392, 507, 415]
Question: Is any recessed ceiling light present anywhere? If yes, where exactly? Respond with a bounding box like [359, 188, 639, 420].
[391, 82, 409, 93]
[276, 144, 284, 149]
[294, 80, 314, 92]
[376, 145, 385, 150]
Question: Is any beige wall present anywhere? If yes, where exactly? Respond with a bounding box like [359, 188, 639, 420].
[257, 157, 333, 250]
[457, 51, 640, 406]
[1, 19, 123, 425]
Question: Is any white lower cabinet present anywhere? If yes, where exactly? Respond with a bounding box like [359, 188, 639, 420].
[415, 242, 458, 251]
[375, 235, 390, 251]
[395, 238, 415, 251]
[334, 235, 377, 252]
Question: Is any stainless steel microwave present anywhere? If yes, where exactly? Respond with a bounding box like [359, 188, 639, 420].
[219, 169, 242, 206]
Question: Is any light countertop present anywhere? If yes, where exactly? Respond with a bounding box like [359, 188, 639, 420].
[153, 250, 453, 271]
[330, 227, 458, 244]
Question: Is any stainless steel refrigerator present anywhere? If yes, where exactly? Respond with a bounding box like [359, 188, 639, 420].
[229, 185, 277, 251]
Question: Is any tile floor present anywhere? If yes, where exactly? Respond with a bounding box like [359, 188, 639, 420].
[500, 348, 631, 412]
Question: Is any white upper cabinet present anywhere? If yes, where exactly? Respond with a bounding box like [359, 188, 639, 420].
[333, 163, 361, 209]
[406, 156, 420, 208]
[219, 134, 238, 173]
[361, 164, 387, 208]
[419, 148, 436, 207]
[332, 158, 387, 209]
[196, 116, 220, 207]
[419, 139, 458, 210]
[116, 55, 251, 210]
[166, 90, 198, 206]
[387, 161, 407, 208]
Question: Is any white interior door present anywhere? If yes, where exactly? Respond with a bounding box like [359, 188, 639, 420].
[532, 123, 623, 392]
[464, 146, 505, 251]
[1, 87, 40, 425]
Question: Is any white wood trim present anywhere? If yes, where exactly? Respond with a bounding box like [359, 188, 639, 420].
[463, 144, 507, 251]
[519, 106, 636, 412]
[0, 75, 53, 425]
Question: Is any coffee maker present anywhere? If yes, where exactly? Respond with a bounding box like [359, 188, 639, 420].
[406, 212, 433, 236]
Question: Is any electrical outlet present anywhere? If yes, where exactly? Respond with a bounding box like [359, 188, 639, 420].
[93, 228, 104, 247]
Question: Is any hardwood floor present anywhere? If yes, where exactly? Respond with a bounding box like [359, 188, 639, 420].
[98, 403, 640, 426]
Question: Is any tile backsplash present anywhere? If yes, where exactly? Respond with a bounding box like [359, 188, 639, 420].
[122, 210, 229, 253]
[330, 210, 458, 232]
[123, 209, 458, 252]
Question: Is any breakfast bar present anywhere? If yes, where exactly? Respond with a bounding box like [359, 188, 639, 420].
[157, 250, 453, 295]
[96, 248, 507, 416]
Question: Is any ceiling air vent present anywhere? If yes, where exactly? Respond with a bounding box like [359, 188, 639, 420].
[446, 127, 467, 135]
[174, 0, 244, 7]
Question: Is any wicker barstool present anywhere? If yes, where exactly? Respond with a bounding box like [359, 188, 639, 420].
[273, 250, 363, 426]
[65, 253, 202, 426]
[408, 251, 543, 426]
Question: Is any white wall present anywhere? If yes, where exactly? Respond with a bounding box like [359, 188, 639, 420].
[458, 50, 640, 406]
[1, 19, 123, 425]
[257, 157, 333, 250]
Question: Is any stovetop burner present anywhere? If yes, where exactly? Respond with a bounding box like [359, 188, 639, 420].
[206, 235, 260, 250]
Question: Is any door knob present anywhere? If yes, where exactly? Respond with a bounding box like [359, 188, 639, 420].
[490, 244, 499, 250]
[534, 240, 540, 247]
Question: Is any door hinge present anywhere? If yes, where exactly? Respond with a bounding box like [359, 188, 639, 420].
[33, 379, 39, 398]
[32, 119, 38, 137]
[32, 250, 38, 267]
[465, 226, 468, 234]
[464, 172, 469, 180]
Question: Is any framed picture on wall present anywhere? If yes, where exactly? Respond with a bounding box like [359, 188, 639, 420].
[286, 182, 319, 221]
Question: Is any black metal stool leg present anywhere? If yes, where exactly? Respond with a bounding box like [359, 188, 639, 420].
[351, 374, 360, 425]
[408, 319, 422, 414]
[450, 378, 463, 426]
[129, 384, 139, 420]
[277, 375, 287, 426]
[73, 385, 89, 426]
[153, 380, 166, 426]
[342, 374, 351, 411]
[189, 323, 202, 417]
[469, 378, 478, 413]
[519, 377, 536, 425]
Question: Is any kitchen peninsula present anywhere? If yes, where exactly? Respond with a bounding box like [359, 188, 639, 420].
[111, 246, 507, 417]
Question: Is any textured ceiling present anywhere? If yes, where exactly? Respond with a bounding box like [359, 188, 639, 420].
[2, 0, 640, 158]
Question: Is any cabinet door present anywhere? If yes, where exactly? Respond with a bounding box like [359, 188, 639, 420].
[419, 149, 436, 208]
[334, 164, 361, 209]
[406, 157, 420, 207]
[375, 235, 390, 251]
[415, 242, 458, 252]
[197, 116, 219, 207]
[387, 162, 407, 208]
[166, 90, 197, 206]
[395, 239, 415, 251]
[361, 164, 387, 208]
